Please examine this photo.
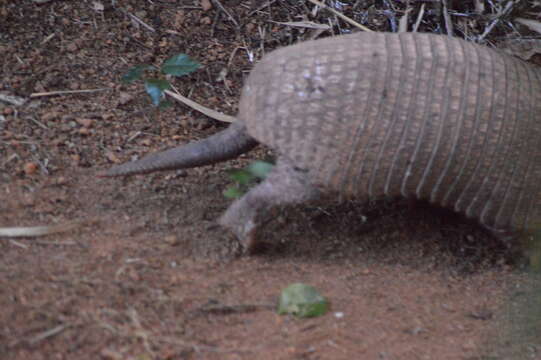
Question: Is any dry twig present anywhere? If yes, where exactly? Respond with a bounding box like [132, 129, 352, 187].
[118, 7, 155, 32]
[307, 0, 372, 32]
[28, 324, 69, 345]
[441, 0, 454, 35]
[0, 223, 79, 238]
[165, 89, 235, 123]
[412, 4, 426, 32]
[211, 0, 239, 27]
[477, 0, 516, 41]
[0, 219, 97, 238]
[30, 88, 110, 98]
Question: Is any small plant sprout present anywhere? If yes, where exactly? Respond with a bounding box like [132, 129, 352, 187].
[121, 54, 201, 107]
[224, 161, 274, 199]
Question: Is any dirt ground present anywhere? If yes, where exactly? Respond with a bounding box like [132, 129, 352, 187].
[1, 1, 541, 359]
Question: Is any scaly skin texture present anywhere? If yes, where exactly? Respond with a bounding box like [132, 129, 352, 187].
[101, 122, 257, 176]
[104, 32, 541, 253]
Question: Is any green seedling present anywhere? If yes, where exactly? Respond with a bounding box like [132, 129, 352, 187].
[121, 54, 201, 107]
[224, 161, 274, 199]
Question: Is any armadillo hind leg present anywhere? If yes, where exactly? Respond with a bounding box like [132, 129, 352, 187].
[218, 157, 319, 253]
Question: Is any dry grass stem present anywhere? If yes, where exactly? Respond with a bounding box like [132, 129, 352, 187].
[307, 0, 372, 32]
[30, 89, 110, 98]
[165, 89, 235, 123]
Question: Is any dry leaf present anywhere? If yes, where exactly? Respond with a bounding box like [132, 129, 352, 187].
[516, 18, 541, 35]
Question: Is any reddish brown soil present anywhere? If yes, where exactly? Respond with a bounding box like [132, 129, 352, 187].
[1, 1, 540, 359]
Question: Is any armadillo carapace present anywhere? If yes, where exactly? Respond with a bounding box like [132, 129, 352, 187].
[103, 32, 541, 253]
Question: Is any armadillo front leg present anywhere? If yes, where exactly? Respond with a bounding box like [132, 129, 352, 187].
[218, 157, 319, 253]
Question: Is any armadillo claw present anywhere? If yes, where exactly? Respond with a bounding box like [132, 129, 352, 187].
[239, 220, 260, 254]
[219, 217, 260, 254]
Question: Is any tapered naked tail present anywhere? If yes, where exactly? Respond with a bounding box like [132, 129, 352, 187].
[100, 122, 258, 177]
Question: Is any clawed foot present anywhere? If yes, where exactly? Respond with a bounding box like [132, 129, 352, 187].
[218, 216, 261, 254]
[217, 157, 319, 255]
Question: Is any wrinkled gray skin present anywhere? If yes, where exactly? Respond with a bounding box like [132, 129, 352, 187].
[102, 32, 541, 253]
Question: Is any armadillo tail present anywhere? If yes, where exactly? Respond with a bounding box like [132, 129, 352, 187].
[100, 122, 258, 177]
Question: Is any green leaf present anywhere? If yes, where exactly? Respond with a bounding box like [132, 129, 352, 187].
[121, 65, 153, 83]
[144, 79, 171, 106]
[158, 100, 173, 109]
[224, 161, 275, 199]
[228, 169, 254, 185]
[248, 161, 274, 179]
[278, 283, 329, 318]
[161, 54, 201, 76]
[223, 187, 244, 199]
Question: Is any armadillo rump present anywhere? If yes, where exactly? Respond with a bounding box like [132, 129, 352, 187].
[102, 32, 541, 254]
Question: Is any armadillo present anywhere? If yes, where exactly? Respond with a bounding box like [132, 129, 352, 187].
[102, 32, 541, 253]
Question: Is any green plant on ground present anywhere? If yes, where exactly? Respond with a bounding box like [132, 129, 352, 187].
[121, 54, 201, 107]
[224, 161, 274, 199]
[278, 283, 329, 318]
